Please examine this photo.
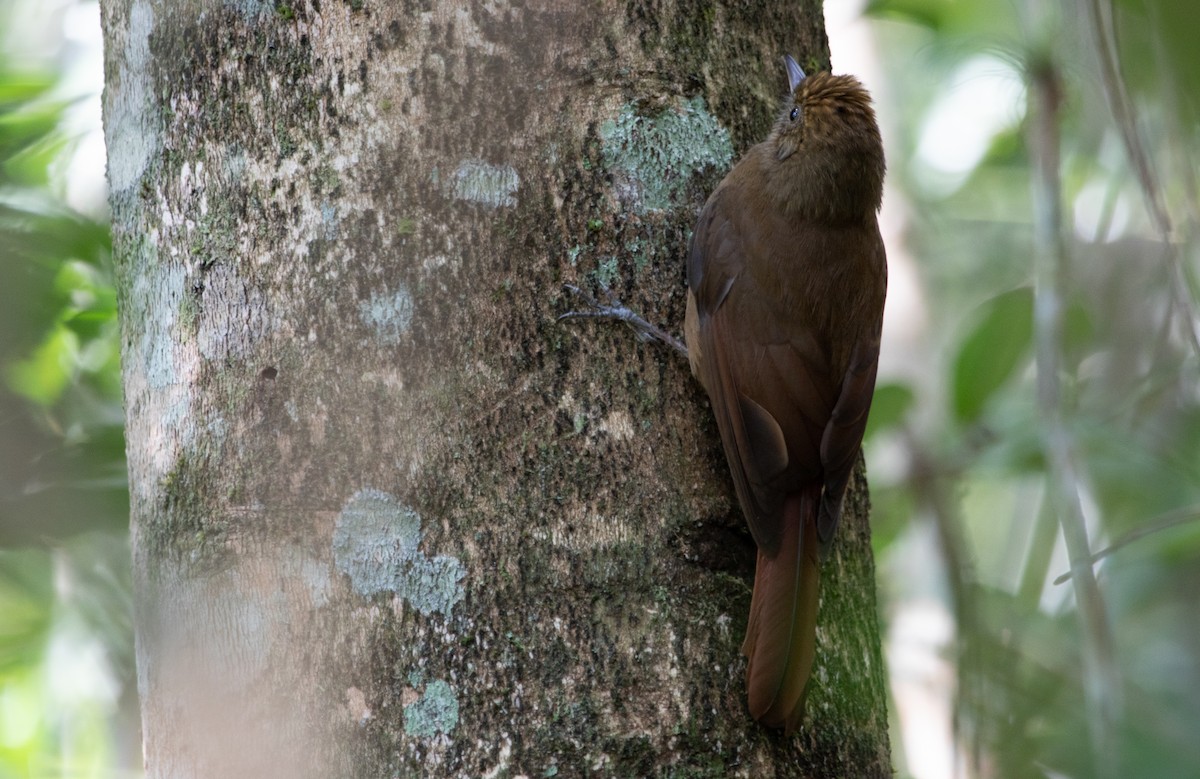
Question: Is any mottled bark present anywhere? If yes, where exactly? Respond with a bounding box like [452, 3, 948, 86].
[101, 0, 890, 776]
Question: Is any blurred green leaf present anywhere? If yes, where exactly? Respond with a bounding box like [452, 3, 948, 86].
[0, 102, 65, 164]
[865, 381, 915, 442]
[865, 0, 1018, 39]
[865, 0, 948, 29]
[0, 550, 52, 673]
[868, 484, 915, 554]
[3, 131, 71, 187]
[62, 309, 111, 342]
[6, 326, 77, 406]
[0, 71, 53, 106]
[952, 287, 1033, 424]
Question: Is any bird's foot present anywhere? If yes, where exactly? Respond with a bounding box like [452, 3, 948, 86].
[558, 284, 688, 358]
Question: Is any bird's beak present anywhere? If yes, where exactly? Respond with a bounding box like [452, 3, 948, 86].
[784, 54, 806, 94]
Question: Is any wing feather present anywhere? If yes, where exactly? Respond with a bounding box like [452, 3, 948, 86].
[686, 178, 884, 560]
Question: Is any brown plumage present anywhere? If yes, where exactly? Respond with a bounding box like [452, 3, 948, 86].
[684, 60, 887, 734]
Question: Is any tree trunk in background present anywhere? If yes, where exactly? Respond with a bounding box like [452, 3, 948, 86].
[101, 0, 890, 776]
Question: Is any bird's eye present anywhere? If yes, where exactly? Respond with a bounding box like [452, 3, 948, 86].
[789, 107, 799, 121]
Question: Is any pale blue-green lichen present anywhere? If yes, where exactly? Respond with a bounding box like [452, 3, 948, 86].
[320, 201, 338, 240]
[449, 159, 519, 208]
[104, 0, 159, 193]
[599, 96, 734, 212]
[134, 260, 185, 389]
[403, 679, 459, 738]
[223, 0, 274, 17]
[332, 489, 464, 616]
[357, 286, 413, 345]
[593, 256, 619, 288]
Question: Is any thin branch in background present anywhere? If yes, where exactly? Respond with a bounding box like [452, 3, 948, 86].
[1082, 0, 1200, 357]
[1083, 0, 1170, 234]
[901, 427, 979, 777]
[1054, 505, 1200, 584]
[1026, 41, 1122, 779]
[1090, 174, 1122, 243]
[1144, 2, 1200, 231]
[1134, 240, 1190, 383]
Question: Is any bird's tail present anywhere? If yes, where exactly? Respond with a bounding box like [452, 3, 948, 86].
[742, 486, 821, 735]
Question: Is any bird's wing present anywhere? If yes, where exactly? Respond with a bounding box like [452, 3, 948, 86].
[815, 335, 879, 551]
[687, 192, 838, 557]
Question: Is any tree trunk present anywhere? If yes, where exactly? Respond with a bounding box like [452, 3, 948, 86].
[101, 0, 890, 776]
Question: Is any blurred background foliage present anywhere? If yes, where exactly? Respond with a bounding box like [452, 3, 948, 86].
[0, 1, 136, 777]
[860, 0, 1200, 777]
[1, 0, 1198, 777]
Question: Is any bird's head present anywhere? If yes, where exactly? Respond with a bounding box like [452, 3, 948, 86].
[768, 56, 885, 217]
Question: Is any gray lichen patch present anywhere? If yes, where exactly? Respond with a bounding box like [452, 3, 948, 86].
[402, 678, 458, 738]
[357, 286, 414, 345]
[332, 489, 464, 616]
[448, 159, 519, 208]
[600, 95, 734, 213]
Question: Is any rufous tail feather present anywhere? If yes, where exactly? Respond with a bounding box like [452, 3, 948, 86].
[742, 487, 821, 734]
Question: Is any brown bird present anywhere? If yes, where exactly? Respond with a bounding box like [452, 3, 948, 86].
[684, 57, 886, 733]
[561, 56, 886, 734]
